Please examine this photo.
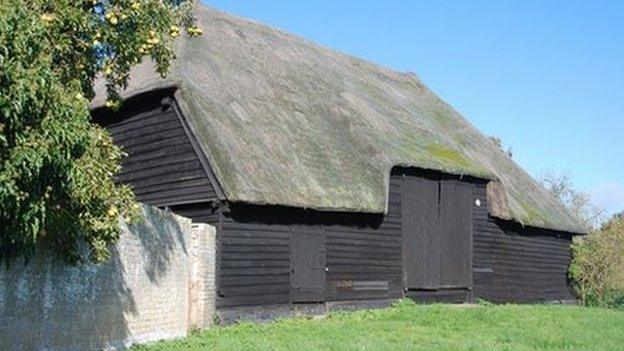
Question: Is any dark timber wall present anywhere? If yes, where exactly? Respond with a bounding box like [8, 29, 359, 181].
[169, 174, 575, 307]
[211, 176, 404, 308]
[472, 183, 575, 302]
[94, 93, 218, 207]
[325, 176, 403, 302]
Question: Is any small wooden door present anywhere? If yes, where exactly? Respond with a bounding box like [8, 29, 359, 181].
[290, 227, 326, 303]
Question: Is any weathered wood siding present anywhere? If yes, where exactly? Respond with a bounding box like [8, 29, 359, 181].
[324, 175, 403, 302]
[217, 211, 292, 307]
[172, 177, 575, 307]
[96, 95, 218, 207]
[472, 183, 575, 302]
[209, 176, 404, 308]
[169, 203, 221, 225]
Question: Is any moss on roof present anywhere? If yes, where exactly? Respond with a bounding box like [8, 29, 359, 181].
[93, 5, 585, 234]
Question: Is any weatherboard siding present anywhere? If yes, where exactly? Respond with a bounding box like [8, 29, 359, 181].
[324, 176, 404, 302]
[98, 96, 218, 206]
[168, 203, 221, 225]
[218, 215, 292, 307]
[472, 183, 575, 302]
[209, 176, 404, 308]
[171, 177, 575, 307]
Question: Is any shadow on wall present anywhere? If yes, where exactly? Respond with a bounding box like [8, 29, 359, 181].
[0, 205, 192, 350]
[134, 205, 188, 283]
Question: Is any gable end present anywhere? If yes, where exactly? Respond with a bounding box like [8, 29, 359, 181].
[94, 90, 224, 207]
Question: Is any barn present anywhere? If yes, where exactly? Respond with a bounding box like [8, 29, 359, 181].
[92, 5, 585, 317]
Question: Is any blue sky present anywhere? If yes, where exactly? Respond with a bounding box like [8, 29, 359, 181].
[204, 0, 624, 216]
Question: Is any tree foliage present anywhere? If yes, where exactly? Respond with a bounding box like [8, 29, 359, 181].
[540, 171, 623, 307]
[540, 171, 605, 229]
[0, 0, 199, 264]
[570, 215, 624, 308]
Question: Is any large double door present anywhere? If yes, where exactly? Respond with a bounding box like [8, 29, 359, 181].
[402, 176, 473, 291]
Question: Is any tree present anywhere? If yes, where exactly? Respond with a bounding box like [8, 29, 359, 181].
[540, 175, 621, 307]
[0, 0, 200, 264]
[569, 215, 624, 307]
[540, 171, 605, 229]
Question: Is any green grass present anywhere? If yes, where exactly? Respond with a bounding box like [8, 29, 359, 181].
[132, 300, 624, 351]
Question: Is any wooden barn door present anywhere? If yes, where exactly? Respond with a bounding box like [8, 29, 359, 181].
[438, 180, 473, 288]
[402, 176, 473, 291]
[290, 227, 326, 303]
[402, 177, 440, 289]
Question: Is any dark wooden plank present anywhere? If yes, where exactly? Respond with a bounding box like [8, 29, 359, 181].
[107, 110, 175, 132]
[326, 250, 402, 260]
[121, 152, 199, 174]
[136, 185, 212, 201]
[131, 178, 212, 195]
[119, 160, 203, 182]
[112, 118, 182, 142]
[325, 238, 401, 248]
[219, 275, 291, 286]
[120, 142, 196, 166]
[217, 293, 290, 307]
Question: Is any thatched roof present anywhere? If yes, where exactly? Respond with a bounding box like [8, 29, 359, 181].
[93, 5, 585, 234]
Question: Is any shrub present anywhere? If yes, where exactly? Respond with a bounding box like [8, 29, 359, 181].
[569, 216, 624, 308]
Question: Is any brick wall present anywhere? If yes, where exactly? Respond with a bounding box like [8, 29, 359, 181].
[188, 223, 217, 330]
[0, 205, 216, 350]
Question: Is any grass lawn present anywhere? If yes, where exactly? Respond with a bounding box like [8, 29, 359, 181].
[132, 300, 624, 351]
